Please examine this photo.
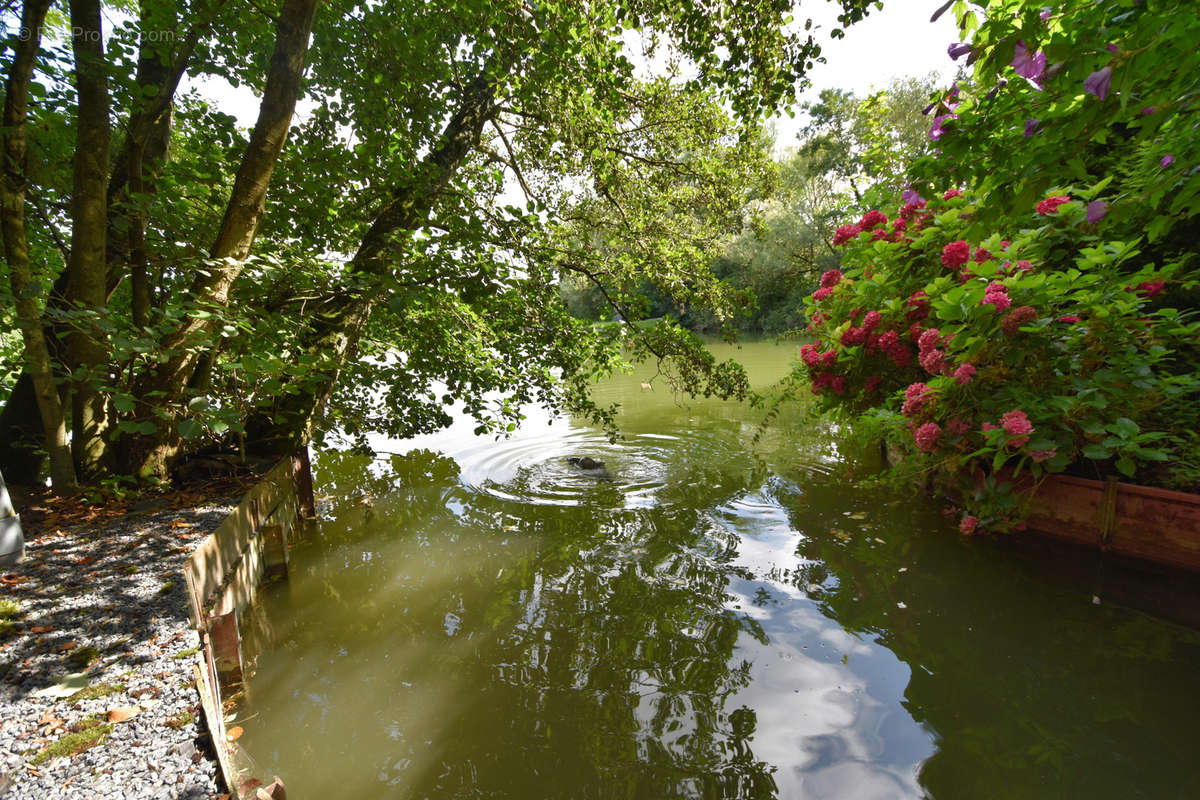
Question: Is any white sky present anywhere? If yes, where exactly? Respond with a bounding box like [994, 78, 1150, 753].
[773, 0, 962, 148]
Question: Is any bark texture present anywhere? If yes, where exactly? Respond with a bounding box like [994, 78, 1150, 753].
[65, 0, 113, 479]
[135, 0, 321, 476]
[1, 0, 76, 490]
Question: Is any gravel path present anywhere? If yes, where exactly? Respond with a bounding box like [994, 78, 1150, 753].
[0, 496, 238, 799]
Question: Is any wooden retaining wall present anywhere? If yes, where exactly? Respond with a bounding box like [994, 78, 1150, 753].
[184, 448, 316, 799]
[1025, 475, 1200, 572]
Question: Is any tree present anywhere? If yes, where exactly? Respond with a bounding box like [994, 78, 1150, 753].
[0, 0, 883, 488]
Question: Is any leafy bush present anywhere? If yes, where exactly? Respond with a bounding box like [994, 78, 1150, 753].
[793, 189, 1199, 531]
[784, 0, 1200, 532]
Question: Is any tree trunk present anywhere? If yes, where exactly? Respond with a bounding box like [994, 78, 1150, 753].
[106, 0, 228, 298]
[245, 75, 496, 455]
[1, 0, 77, 490]
[0, 0, 226, 482]
[134, 0, 321, 477]
[65, 0, 113, 481]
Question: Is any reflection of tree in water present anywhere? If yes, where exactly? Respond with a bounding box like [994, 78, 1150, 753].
[283, 450, 781, 798]
[430, 464, 779, 799]
[776, 478, 1200, 800]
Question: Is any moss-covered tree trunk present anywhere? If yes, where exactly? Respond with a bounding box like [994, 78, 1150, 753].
[1, 0, 76, 491]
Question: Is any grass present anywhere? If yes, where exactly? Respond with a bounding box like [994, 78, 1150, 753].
[0, 599, 21, 636]
[157, 580, 176, 595]
[66, 646, 102, 669]
[30, 715, 113, 765]
[69, 681, 126, 702]
[172, 647, 200, 660]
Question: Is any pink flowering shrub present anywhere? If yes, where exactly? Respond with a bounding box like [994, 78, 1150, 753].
[794, 187, 1200, 531]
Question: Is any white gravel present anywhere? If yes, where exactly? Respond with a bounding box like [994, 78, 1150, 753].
[0, 499, 235, 799]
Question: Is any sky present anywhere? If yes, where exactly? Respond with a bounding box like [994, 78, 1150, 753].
[772, 0, 963, 149]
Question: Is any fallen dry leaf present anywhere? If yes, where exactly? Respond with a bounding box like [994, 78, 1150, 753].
[29, 626, 53, 634]
[225, 726, 243, 742]
[107, 707, 141, 724]
[57, 641, 77, 652]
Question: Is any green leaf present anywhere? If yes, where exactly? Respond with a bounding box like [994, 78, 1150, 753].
[178, 419, 204, 440]
[1107, 417, 1139, 439]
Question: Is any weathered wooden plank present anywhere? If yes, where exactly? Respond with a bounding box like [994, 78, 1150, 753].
[295, 446, 316, 519]
[211, 523, 268, 619]
[1026, 475, 1200, 571]
[194, 663, 236, 797]
[209, 611, 244, 690]
[184, 457, 294, 616]
[261, 524, 288, 579]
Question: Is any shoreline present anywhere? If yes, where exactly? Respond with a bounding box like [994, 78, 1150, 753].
[0, 486, 251, 799]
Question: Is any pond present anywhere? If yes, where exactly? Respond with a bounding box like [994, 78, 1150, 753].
[237, 341, 1200, 799]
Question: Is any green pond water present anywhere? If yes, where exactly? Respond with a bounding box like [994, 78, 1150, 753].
[238, 341, 1200, 799]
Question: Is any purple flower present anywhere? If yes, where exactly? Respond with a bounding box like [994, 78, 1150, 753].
[1086, 200, 1108, 223]
[902, 186, 924, 205]
[1039, 8, 1052, 19]
[1161, 154, 1175, 168]
[929, 113, 956, 141]
[948, 42, 972, 60]
[1011, 41, 1047, 87]
[1084, 66, 1112, 100]
[1024, 118, 1041, 137]
[1140, 106, 1156, 115]
[1106, 43, 1119, 53]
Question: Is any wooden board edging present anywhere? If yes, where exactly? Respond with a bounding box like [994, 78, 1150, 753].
[183, 449, 311, 799]
[1025, 474, 1200, 572]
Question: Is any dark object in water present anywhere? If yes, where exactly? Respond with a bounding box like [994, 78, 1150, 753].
[567, 456, 606, 470]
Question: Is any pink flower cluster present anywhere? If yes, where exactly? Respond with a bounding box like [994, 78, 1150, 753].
[917, 328, 949, 375]
[801, 344, 845, 396]
[902, 382, 933, 417]
[946, 417, 971, 436]
[952, 363, 976, 385]
[811, 373, 847, 395]
[981, 281, 1012, 312]
[1036, 195, 1071, 215]
[820, 269, 843, 288]
[942, 240, 970, 270]
[1131, 280, 1164, 298]
[833, 224, 861, 246]
[1000, 409, 1034, 447]
[959, 515, 979, 534]
[876, 330, 912, 367]
[841, 308, 885, 349]
[914, 422, 942, 453]
[905, 291, 930, 322]
[800, 344, 836, 370]
[859, 210, 888, 230]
